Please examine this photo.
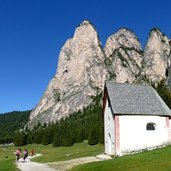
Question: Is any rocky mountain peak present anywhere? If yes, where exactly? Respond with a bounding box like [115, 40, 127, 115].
[28, 21, 171, 127]
[104, 28, 142, 58]
[72, 20, 101, 49]
[28, 20, 108, 127]
[143, 28, 171, 83]
[147, 28, 170, 54]
[104, 28, 143, 83]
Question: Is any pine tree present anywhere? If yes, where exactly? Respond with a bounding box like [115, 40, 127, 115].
[42, 128, 51, 145]
[13, 133, 28, 146]
[156, 79, 171, 108]
[34, 128, 44, 144]
[88, 124, 99, 145]
[53, 131, 61, 147]
[63, 131, 74, 147]
[75, 126, 84, 143]
[53, 124, 62, 147]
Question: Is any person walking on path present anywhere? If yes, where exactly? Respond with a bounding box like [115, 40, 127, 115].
[17, 154, 57, 171]
[31, 148, 35, 157]
[16, 148, 21, 162]
[23, 149, 28, 162]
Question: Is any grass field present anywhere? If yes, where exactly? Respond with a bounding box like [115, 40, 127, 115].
[0, 145, 19, 171]
[71, 145, 171, 171]
[27, 141, 104, 163]
[2, 142, 171, 171]
[0, 141, 103, 171]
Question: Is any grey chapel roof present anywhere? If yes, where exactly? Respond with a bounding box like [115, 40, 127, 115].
[105, 81, 171, 116]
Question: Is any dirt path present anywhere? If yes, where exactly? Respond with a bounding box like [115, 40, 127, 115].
[16, 155, 57, 171]
[16, 154, 112, 171]
[47, 154, 112, 171]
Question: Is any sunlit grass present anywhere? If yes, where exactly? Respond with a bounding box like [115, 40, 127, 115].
[24, 141, 104, 163]
[0, 142, 103, 170]
[3, 142, 171, 171]
[0, 145, 19, 171]
[71, 145, 171, 171]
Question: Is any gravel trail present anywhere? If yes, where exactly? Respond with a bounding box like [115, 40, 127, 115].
[16, 155, 57, 171]
[16, 154, 112, 171]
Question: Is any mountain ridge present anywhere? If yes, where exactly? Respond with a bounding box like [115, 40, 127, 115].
[28, 20, 171, 127]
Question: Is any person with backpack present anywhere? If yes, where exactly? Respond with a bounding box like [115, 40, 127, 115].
[23, 149, 28, 162]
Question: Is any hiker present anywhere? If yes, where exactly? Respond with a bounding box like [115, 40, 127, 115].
[16, 148, 21, 161]
[23, 149, 28, 162]
[30, 148, 35, 157]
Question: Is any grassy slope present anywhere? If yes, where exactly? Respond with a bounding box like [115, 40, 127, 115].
[0, 142, 103, 170]
[0, 145, 19, 171]
[28, 141, 104, 163]
[2, 142, 171, 171]
[71, 146, 171, 171]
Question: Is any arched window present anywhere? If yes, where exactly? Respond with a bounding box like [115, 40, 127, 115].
[146, 123, 156, 130]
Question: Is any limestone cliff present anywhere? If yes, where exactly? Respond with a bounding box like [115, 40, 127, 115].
[28, 21, 171, 127]
[168, 50, 171, 87]
[104, 28, 143, 83]
[143, 28, 171, 84]
[28, 20, 108, 126]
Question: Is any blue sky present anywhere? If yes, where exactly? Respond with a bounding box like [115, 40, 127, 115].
[0, 0, 171, 113]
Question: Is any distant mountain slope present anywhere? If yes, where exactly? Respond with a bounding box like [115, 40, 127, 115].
[0, 110, 30, 143]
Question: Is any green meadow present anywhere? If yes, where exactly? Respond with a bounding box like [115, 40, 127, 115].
[0, 145, 19, 171]
[71, 145, 171, 171]
[2, 142, 171, 171]
[0, 142, 103, 171]
[25, 141, 104, 163]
